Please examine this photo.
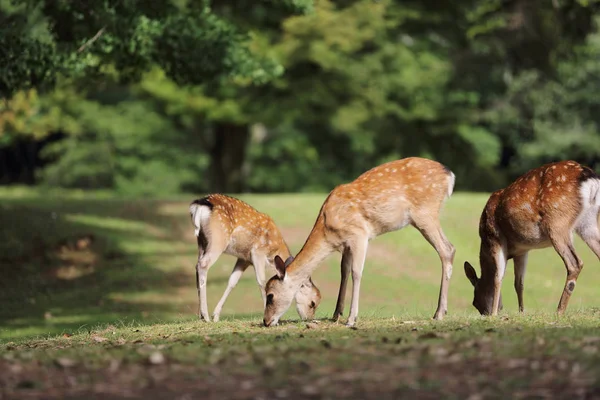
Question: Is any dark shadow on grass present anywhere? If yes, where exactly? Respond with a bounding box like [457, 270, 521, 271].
[0, 196, 205, 341]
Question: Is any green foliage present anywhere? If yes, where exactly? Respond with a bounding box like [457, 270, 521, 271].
[0, 0, 312, 98]
[246, 125, 332, 192]
[39, 96, 209, 195]
[3, 0, 600, 193]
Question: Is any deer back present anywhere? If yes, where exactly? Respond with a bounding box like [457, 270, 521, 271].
[320, 157, 455, 241]
[190, 194, 290, 260]
[480, 161, 599, 250]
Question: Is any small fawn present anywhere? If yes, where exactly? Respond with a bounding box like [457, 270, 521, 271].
[189, 194, 321, 322]
[263, 157, 456, 327]
[464, 161, 600, 316]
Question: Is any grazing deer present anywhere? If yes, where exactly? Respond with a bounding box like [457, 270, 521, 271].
[464, 161, 600, 316]
[263, 157, 456, 327]
[189, 194, 321, 322]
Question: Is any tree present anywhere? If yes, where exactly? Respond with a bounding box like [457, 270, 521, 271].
[0, 0, 314, 192]
[0, 0, 313, 98]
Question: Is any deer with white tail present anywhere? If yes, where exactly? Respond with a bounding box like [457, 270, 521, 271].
[263, 157, 456, 327]
[464, 161, 600, 316]
[189, 194, 321, 322]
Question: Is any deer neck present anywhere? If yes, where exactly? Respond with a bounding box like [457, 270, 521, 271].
[478, 242, 500, 291]
[287, 216, 333, 283]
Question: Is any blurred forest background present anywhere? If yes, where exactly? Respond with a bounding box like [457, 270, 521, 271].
[2, 0, 600, 195]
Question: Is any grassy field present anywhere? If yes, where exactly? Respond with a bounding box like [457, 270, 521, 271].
[2, 187, 600, 398]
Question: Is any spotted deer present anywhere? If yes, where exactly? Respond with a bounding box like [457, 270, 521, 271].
[464, 161, 600, 316]
[263, 157, 456, 327]
[189, 194, 321, 322]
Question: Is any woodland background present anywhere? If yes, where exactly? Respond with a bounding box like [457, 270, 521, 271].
[2, 0, 600, 194]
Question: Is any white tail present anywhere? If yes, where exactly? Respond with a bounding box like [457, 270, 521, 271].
[263, 157, 456, 327]
[464, 160, 600, 316]
[189, 194, 321, 322]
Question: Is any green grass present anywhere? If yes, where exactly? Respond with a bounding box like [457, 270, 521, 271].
[2, 187, 600, 398]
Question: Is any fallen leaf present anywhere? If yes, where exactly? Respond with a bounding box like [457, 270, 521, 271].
[108, 359, 121, 373]
[92, 336, 108, 343]
[306, 323, 319, 329]
[62, 333, 73, 338]
[507, 359, 528, 369]
[55, 357, 77, 368]
[301, 386, 319, 396]
[240, 381, 253, 390]
[148, 351, 165, 365]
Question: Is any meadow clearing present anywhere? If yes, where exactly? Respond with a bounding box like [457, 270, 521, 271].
[1, 188, 600, 399]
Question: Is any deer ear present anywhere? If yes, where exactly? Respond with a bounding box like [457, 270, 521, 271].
[464, 261, 479, 286]
[284, 256, 294, 267]
[274, 255, 287, 279]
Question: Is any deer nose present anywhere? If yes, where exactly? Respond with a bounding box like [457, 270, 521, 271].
[263, 318, 269, 327]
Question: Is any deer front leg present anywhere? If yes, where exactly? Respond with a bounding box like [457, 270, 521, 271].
[491, 249, 507, 316]
[346, 238, 369, 327]
[213, 259, 250, 322]
[251, 253, 268, 307]
[513, 253, 528, 313]
[333, 247, 352, 322]
[552, 238, 583, 314]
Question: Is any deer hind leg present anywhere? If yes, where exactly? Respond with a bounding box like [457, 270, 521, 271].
[195, 235, 227, 322]
[513, 253, 528, 313]
[346, 238, 369, 327]
[212, 258, 251, 322]
[332, 247, 352, 322]
[412, 217, 456, 320]
[550, 234, 583, 314]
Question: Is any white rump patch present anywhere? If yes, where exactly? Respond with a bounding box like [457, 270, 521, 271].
[190, 203, 211, 237]
[446, 171, 456, 199]
[579, 179, 600, 207]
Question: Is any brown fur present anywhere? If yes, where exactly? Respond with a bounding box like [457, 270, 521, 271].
[190, 194, 321, 322]
[264, 157, 456, 327]
[465, 161, 600, 316]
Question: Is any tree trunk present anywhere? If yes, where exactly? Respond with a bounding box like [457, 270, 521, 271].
[210, 122, 250, 193]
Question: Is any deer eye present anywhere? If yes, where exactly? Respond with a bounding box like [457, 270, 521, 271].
[266, 294, 274, 305]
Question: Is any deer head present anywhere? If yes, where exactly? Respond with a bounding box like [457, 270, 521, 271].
[464, 261, 503, 315]
[264, 255, 301, 326]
